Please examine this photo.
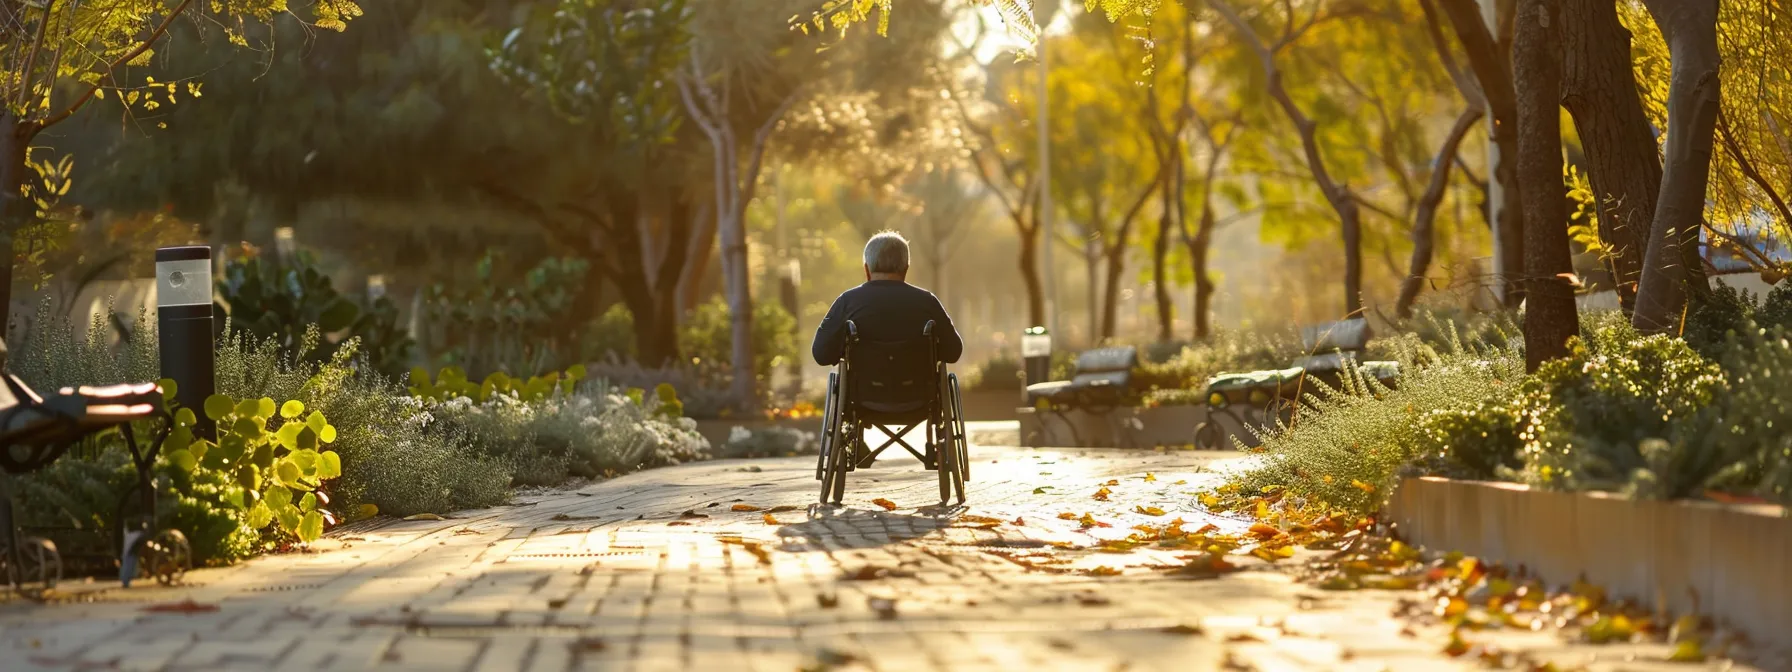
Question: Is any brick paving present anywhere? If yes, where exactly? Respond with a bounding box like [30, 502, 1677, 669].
[0, 436, 1767, 671]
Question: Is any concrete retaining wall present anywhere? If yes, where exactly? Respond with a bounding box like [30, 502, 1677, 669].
[1384, 477, 1792, 644]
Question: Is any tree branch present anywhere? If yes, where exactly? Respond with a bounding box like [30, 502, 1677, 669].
[1718, 106, 1792, 239]
[38, 0, 197, 130]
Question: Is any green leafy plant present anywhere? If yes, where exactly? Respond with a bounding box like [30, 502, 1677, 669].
[163, 390, 345, 544]
[406, 364, 588, 403]
[1511, 326, 1729, 495]
[679, 297, 797, 389]
[218, 249, 413, 373]
[418, 252, 592, 377]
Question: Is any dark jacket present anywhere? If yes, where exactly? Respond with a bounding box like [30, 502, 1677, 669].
[812, 280, 963, 366]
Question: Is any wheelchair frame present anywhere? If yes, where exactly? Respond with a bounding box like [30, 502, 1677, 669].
[815, 320, 970, 506]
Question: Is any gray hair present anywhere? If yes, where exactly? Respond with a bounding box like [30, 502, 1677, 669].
[863, 231, 910, 274]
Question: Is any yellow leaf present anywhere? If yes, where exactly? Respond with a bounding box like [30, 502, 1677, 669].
[1086, 566, 1121, 577]
[1143, 473, 1156, 482]
[871, 498, 898, 511]
[1198, 492, 1223, 510]
[731, 504, 762, 512]
[762, 513, 783, 525]
[1350, 479, 1376, 494]
[1133, 505, 1165, 516]
[1249, 545, 1294, 562]
[1093, 487, 1111, 501]
[1058, 512, 1080, 520]
[1104, 479, 1119, 486]
[1173, 480, 1186, 485]
[1247, 523, 1282, 540]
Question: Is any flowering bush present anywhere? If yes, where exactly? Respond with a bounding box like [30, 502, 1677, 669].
[429, 383, 709, 486]
[720, 426, 820, 459]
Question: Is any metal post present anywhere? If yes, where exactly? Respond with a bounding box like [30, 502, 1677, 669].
[1036, 0, 1059, 341]
[1021, 326, 1052, 405]
[156, 246, 216, 440]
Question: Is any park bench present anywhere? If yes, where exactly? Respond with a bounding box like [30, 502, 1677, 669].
[1293, 318, 1371, 373]
[1023, 345, 1140, 412]
[0, 338, 190, 595]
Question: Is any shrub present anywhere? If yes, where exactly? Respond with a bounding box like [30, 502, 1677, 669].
[418, 252, 594, 377]
[678, 297, 797, 389]
[1408, 397, 1523, 480]
[583, 355, 742, 419]
[1136, 330, 1303, 392]
[1711, 325, 1792, 504]
[218, 250, 414, 378]
[719, 426, 819, 459]
[1511, 324, 1733, 497]
[964, 351, 1022, 391]
[584, 303, 637, 362]
[12, 297, 158, 391]
[1681, 279, 1757, 360]
[431, 383, 710, 485]
[1233, 332, 1525, 514]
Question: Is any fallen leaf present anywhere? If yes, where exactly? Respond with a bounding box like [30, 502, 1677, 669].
[1442, 631, 1470, 657]
[1104, 479, 1120, 486]
[1058, 512, 1081, 520]
[572, 637, 606, 651]
[1093, 487, 1112, 501]
[1034, 486, 1055, 494]
[731, 504, 763, 512]
[1011, 517, 1026, 526]
[1161, 624, 1205, 635]
[1198, 492, 1225, 510]
[843, 566, 915, 581]
[817, 593, 840, 608]
[1074, 592, 1112, 606]
[1173, 480, 1187, 485]
[871, 498, 899, 511]
[143, 599, 219, 613]
[1086, 566, 1121, 577]
[1247, 523, 1282, 540]
[763, 513, 783, 525]
[1224, 633, 1263, 643]
[768, 505, 802, 513]
[1249, 545, 1295, 562]
[868, 597, 898, 619]
[1667, 638, 1706, 662]
[1144, 473, 1157, 482]
[402, 513, 443, 521]
[667, 521, 692, 526]
[679, 510, 709, 519]
[1134, 505, 1166, 516]
[1078, 513, 1112, 529]
[547, 598, 568, 609]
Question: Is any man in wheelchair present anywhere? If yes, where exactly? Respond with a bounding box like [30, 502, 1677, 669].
[811, 231, 971, 506]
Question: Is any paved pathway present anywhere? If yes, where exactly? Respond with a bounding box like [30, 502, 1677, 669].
[0, 439, 1762, 671]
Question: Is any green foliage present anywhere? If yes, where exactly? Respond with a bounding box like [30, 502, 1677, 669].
[431, 384, 708, 486]
[1512, 326, 1729, 495]
[1717, 326, 1792, 505]
[418, 252, 594, 378]
[586, 303, 638, 362]
[1409, 398, 1524, 481]
[217, 251, 413, 376]
[164, 391, 345, 544]
[679, 297, 798, 390]
[407, 365, 588, 404]
[12, 297, 159, 392]
[583, 357, 742, 419]
[1234, 333, 1526, 515]
[1135, 330, 1305, 392]
[1681, 280, 1758, 360]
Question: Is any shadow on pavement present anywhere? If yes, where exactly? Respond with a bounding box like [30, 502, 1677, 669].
[773, 505, 955, 551]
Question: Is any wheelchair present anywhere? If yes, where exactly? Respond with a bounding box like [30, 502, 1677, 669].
[815, 320, 969, 506]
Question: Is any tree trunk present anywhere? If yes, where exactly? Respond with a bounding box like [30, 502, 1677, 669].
[1018, 225, 1046, 328]
[717, 205, 755, 406]
[1100, 245, 1125, 341]
[1084, 239, 1099, 345]
[1190, 202, 1217, 340]
[0, 118, 37, 341]
[1513, 0, 1578, 370]
[1153, 178, 1175, 341]
[678, 201, 715, 317]
[1632, 0, 1720, 333]
[1397, 108, 1483, 318]
[1437, 0, 1526, 308]
[1560, 0, 1656, 316]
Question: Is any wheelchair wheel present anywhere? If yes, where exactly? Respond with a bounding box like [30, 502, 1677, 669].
[816, 372, 841, 484]
[948, 374, 970, 485]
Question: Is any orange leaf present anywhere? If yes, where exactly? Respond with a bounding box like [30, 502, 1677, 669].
[1350, 479, 1376, 494]
[1058, 512, 1081, 520]
[763, 513, 783, 525]
[732, 504, 763, 512]
[1104, 479, 1120, 486]
[1093, 487, 1112, 501]
[143, 599, 219, 613]
[1086, 566, 1121, 577]
[872, 498, 898, 511]
[1247, 523, 1282, 540]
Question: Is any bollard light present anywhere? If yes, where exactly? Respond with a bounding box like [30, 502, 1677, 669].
[367, 274, 387, 301]
[273, 227, 296, 263]
[156, 246, 216, 440]
[1021, 326, 1052, 403]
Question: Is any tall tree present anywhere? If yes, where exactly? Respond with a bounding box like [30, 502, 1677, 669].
[1209, 0, 1369, 319]
[1559, 0, 1655, 315]
[1630, 0, 1721, 333]
[0, 0, 361, 334]
[1511, 0, 1577, 368]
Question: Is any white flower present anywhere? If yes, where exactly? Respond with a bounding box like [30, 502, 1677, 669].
[728, 426, 751, 444]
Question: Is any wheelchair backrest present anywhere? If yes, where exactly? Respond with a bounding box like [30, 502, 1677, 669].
[848, 336, 937, 408]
